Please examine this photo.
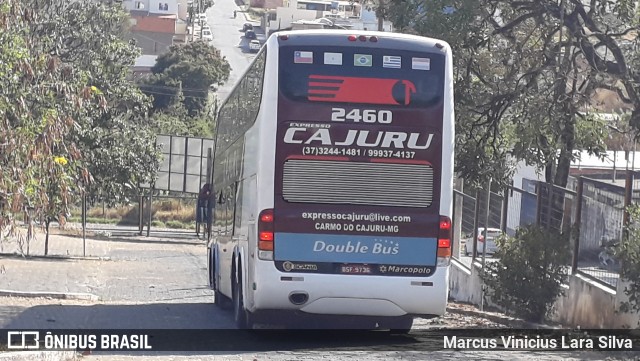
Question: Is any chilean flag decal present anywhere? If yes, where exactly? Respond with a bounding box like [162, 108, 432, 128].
[307, 75, 416, 106]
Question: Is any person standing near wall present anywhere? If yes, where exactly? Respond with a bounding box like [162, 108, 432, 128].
[197, 183, 212, 238]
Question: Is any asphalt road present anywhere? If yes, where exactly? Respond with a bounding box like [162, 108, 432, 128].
[205, 0, 261, 102]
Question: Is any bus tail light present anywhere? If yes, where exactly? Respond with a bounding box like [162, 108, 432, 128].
[258, 209, 274, 259]
[437, 216, 452, 265]
[348, 35, 357, 41]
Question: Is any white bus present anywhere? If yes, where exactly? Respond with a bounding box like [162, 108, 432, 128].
[207, 30, 454, 331]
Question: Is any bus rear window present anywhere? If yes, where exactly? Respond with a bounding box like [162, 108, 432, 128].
[279, 46, 444, 108]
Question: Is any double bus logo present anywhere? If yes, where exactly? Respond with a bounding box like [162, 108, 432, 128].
[307, 75, 416, 106]
[7, 331, 40, 349]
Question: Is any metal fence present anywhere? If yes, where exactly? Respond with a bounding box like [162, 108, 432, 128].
[452, 175, 630, 290]
[574, 178, 624, 288]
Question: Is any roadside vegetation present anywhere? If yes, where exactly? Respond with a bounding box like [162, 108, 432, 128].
[68, 199, 197, 230]
[384, 0, 640, 188]
[482, 226, 572, 323]
[617, 205, 640, 325]
[0, 0, 229, 254]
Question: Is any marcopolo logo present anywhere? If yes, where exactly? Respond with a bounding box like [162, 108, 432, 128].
[7, 331, 40, 349]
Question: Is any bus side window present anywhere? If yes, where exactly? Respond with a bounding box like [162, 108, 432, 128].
[225, 185, 235, 236]
[213, 190, 224, 236]
[232, 181, 242, 237]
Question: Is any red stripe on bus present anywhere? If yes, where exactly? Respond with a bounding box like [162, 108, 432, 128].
[307, 75, 416, 106]
[309, 82, 343, 87]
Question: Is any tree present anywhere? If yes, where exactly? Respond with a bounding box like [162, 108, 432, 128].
[142, 41, 230, 117]
[0, 0, 102, 252]
[26, 0, 161, 205]
[1, 0, 164, 255]
[386, 0, 640, 188]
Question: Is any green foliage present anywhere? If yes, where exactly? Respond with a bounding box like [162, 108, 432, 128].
[0, 0, 162, 253]
[151, 220, 166, 228]
[26, 0, 161, 205]
[385, 0, 640, 187]
[143, 41, 230, 116]
[166, 220, 190, 229]
[0, 1, 98, 233]
[482, 225, 571, 323]
[149, 97, 215, 137]
[68, 216, 117, 225]
[616, 205, 640, 322]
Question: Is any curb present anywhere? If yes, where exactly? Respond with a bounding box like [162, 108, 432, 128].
[0, 290, 99, 301]
[0, 351, 77, 361]
[446, 306, 557, 329]
[0, 253, 110, 261]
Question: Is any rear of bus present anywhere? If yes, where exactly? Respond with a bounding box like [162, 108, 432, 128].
[256, 30, 454, 319]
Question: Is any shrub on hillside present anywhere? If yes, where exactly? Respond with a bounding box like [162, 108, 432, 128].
[616, 205, 640, 325]
[481, 225, 571, 323]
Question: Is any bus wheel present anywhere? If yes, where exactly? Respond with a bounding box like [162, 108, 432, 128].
[212, 253, 231, 309]
[388, 316, 413, 334]
[233, 269, 253, 329]
[214, 288, 231, 309]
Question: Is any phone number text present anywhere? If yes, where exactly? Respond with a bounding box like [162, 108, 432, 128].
[302, 147, 416, 159]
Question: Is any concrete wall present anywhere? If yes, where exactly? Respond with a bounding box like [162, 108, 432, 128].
[449, 259, 482, 305]
[269, 7, 317, 31]
[149, 0, 179, 15]
[131, 15, 177, 33]
[449, 260, 639, 328]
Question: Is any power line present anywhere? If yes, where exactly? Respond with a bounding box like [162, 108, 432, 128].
[138, 83, 211, 93]
[140, 89, 211, 100]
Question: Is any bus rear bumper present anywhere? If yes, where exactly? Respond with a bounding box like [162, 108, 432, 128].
[251, 266, 449, 317]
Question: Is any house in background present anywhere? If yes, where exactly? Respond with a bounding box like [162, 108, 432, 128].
[262, 0, 392, 35]
[121, 0, 189, 56]
[122, 0, 189, 20]
[130, 54, 158, 80]
[128, 12, 187, 54]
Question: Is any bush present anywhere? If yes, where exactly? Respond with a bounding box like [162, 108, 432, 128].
[166, 220, 188, 229]
[482, 225, 571, 323]
[616, 205, 640, 324]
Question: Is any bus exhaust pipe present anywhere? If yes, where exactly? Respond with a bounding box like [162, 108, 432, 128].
[289, 292, 309, 305]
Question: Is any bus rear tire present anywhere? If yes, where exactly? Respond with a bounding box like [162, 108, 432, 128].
[233, 269, 254, 329]
[388, 316, 413, 334]
[214, 288, 231, 309]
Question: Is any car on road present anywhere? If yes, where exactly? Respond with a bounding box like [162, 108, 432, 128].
[201, 29, 213, 41]
[245, 30, 257, 40]
[461, 227, 503, 257]
[242, 23, 253, 32]
[249, 40, 261, 52]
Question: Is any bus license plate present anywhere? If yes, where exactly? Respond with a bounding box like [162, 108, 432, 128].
[340, 264, 372, 274]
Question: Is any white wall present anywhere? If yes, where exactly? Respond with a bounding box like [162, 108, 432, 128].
[123, 0, 150, 11]
[270, 7, 317, 31]
[449, 261, 640, 328]
[149, 0, 179, 15]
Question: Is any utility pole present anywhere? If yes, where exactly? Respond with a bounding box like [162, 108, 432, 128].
[199, 0, 204, 40]
[188, 1, 195, 42]
[377, 0, 384, 31]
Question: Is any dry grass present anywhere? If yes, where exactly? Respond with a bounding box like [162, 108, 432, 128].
[72, 199, 197, 226]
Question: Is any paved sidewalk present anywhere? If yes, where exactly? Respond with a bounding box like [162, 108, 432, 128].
[0, 227, 211, 303]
